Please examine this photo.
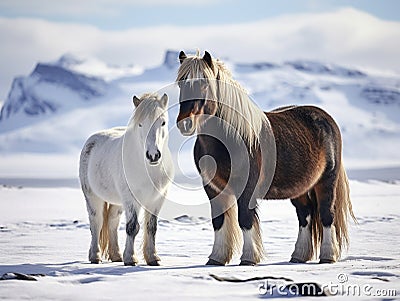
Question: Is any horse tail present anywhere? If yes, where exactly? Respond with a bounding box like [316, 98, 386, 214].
[309, 189, 322, 259]
[333, 162, 357, 253]
[99, 202, 110, 260]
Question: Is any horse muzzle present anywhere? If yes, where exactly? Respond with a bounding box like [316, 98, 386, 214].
[146, 150, 161, 166]
[177, 117, 195, 136]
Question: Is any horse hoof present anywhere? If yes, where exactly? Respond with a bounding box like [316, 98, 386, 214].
[110, 256, 122, 262]
[124, 261, 138, 266]
[319, 259, 335, 264]
[239, 260, 256, 266]
[90, 259, 101, 264]
[111, 258, 122, 262]
[147, 260, 160, 266]
[290, 258, 306, 263]
[206, 259, 225, 266]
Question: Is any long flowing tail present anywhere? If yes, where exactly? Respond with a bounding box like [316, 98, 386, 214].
[309, 189, 321, 259]
[333, 162, 357, 254]
[99, 202, 110, 260]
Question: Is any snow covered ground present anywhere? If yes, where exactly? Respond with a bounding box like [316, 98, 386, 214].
[0, 179, 399, 300]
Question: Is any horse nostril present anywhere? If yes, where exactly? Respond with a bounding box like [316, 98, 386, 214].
[146, 151, 151, 160]
[183, 119, 192, 132]
[155, 150, 161, 161]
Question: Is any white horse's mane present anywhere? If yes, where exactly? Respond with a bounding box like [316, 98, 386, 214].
[176, 52, 267, 149]
[131, 93, 165, 128]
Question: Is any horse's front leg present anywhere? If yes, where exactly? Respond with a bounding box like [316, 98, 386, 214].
[204, 185, 241, 266]
[143, 210, 161, 266]
[123, 202, 140, 266]
[237, 197, 264, 266]
[107, 204, 123, 262]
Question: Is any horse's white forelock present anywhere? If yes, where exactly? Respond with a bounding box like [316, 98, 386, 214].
[130, 93, 166, 128]
[176, 52, 268, 149]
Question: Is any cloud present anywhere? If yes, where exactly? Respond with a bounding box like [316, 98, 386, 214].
[1, 7, 399, 101]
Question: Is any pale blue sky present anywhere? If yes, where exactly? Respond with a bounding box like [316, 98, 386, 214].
[0, 0, 399, 29]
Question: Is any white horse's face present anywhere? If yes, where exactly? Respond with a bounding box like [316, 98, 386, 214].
[140, 111, 168, 166]
[133, 94, 168, 165]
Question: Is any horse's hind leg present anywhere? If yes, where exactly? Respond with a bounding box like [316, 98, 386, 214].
[107, 204, 123, 262]
[123, 202, 140, 266]
[290, 194, 313, 263]
[85, 194, 106, 264]
[143, 210, 161, 266]
[315, 178, 339, 263]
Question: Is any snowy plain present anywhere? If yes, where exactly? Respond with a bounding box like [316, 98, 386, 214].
[0, 180, 399, 300]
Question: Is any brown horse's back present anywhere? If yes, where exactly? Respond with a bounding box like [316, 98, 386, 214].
[265, 105, 342, 200]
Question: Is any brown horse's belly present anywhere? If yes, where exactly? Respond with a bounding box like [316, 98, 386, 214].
[265, 183, 310, 200]
[263, 155, 327, 200]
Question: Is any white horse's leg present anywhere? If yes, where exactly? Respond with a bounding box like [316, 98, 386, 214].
[123, 202, 140, 266]
[143, 210, 161, 266]
[107, 204, 123, 262]
[85, 194, 105, 264]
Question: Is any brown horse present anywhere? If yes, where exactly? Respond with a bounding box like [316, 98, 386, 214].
[176, 50, 356, 266]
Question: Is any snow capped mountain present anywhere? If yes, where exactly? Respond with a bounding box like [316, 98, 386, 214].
[0, 50, 399, 177]
[236, 60, 367, 78]
[0, 50, 182, 133]
[0, 55, 111, 133]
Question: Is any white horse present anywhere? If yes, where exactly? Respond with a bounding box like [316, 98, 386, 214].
[79, 93, 174, 266]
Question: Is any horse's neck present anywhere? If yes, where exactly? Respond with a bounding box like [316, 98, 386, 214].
[199, 117, 238, 149]
[201, 116, 224, 135]
[123, 127, 143, 153]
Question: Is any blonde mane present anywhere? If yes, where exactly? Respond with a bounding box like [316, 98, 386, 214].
[176, 52, 268, 149]
[131, 93, 165, 128]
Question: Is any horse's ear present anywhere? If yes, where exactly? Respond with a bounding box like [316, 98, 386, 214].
[203, 51, 213, 69]
[179, 51, 187, 64]
[133, 95, 141, 107]
[160, 93, 168, 108]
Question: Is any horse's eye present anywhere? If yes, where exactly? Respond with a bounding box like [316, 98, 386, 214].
[139, 124, 142, 127]
[161, 121, 166, 126]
